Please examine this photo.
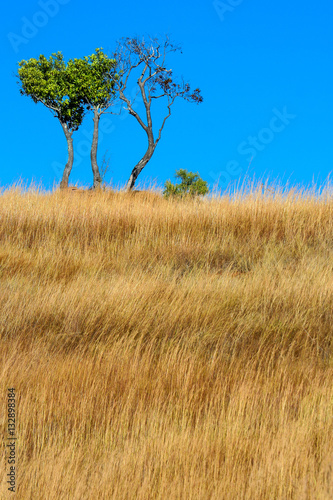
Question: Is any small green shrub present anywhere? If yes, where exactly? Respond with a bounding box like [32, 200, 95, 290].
[163, 169, 209, 199]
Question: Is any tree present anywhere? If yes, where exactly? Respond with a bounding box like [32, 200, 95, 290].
[163, 169, 209, 198]
[17, 52, 85, 189]
[113, 36, 203, 191]
[68, 49, 117, 189]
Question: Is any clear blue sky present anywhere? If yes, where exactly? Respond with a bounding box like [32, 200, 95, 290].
[2, 0, 333, 191]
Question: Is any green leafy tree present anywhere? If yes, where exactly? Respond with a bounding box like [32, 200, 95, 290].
[163, 169, 209, 198]
[68, 49, 117, 189]
[17, 52, 85, 189]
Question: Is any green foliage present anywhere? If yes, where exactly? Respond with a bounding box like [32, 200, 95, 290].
[17, 49, 118, 129]
[67, 48, 117, 111]
[163, 169, 209, 198]
[17, 52, 85, 131]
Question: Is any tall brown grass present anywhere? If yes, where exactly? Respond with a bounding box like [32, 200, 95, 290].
[0, 184, 332, 499]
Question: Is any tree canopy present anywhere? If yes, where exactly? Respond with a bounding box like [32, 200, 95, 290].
[18, 52, 85, 131]
[67, 48, 117, 113]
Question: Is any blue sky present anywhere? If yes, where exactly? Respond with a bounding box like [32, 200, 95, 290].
[2, 0, 333, 191]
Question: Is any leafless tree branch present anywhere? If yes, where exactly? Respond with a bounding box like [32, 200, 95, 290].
[112, 35, 203, 190]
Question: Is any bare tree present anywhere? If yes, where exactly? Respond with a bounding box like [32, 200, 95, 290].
[113, 36, 203, 191]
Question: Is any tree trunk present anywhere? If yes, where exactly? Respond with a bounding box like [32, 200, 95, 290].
[126, 143, 156, 191]
[59, 123, 74, 189]
[91, 108, 102, 189]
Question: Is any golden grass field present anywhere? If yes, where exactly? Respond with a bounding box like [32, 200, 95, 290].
[0, 184, 332, 499]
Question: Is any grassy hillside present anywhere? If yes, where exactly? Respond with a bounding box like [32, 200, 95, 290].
[0, 185, 332, 499]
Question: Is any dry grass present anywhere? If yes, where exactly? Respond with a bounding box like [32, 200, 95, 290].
[0, 184, 332, 499]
